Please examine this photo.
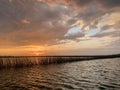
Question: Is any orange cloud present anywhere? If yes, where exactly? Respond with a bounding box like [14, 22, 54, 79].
[21, 19, 30, 24]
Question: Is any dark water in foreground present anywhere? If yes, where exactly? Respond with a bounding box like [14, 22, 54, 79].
[0, 58, 120, 90]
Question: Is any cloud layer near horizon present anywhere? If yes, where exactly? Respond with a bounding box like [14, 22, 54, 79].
[0, 0, 120, 55]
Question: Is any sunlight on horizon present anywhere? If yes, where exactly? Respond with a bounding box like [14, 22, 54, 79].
[0, 0, 119, 55]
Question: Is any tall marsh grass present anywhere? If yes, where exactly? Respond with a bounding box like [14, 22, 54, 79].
[0, 55, 119, 68]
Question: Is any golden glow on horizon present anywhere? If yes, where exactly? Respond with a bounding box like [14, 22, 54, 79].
[30, 50, 45, 56]
[23, 45, 47, 56]
[0, 0, 119, 55]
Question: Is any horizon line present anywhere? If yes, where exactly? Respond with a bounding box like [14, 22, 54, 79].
[0, 54, 120, 57]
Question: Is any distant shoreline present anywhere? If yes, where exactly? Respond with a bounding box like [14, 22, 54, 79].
[0, 54, 120, 58]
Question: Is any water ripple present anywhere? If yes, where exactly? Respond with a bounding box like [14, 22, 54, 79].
[0, 58, 120, 90]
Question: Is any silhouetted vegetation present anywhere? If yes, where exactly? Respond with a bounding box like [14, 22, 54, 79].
[0, 54, 120, 68]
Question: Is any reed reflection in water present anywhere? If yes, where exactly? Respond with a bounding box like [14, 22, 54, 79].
[0, 58, 120, 90]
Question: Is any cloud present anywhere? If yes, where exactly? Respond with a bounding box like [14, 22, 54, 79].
[64, 32, 85, 40]
[109, 39, 120, 48]
[91, 30, 120, 38]
[37, 0, 92, 9]
[21, 19, 30, 24]
[0, 0, 119, 49]
[114, 21, 120, 31]
[101, 25, 113, 31]
[96, 0, 120, 9]
[37, 0, 120, 10]
[0, 0, 35, 32]
[0, 0, 90, 47]
[74, 4, 105, 30]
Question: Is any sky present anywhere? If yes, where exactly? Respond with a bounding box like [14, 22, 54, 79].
[0, 0, 120, 56]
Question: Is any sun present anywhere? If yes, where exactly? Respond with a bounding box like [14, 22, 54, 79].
[34, 51, 45, 56]
[29, 51, 45, 56]
[25, 45, 47, 56]
[35, 52, 40, 56]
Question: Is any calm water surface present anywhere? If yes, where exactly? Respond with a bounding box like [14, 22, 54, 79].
[0, 58, 120, 90]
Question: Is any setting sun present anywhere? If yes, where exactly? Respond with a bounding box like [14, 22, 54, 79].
[25, 45, 46, 56]
[31, 51, 46, 56]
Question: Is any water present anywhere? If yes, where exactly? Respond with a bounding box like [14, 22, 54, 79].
[0, 58, 120, 90]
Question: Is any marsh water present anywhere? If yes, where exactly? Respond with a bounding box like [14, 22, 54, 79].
[0, 58, 120, 90]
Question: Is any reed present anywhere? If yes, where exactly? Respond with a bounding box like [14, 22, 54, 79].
[0, 54, 119, 68]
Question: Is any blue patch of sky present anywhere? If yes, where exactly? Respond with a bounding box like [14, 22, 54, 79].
[65, 26, 82, 36]
[86, 28, 100, 36]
